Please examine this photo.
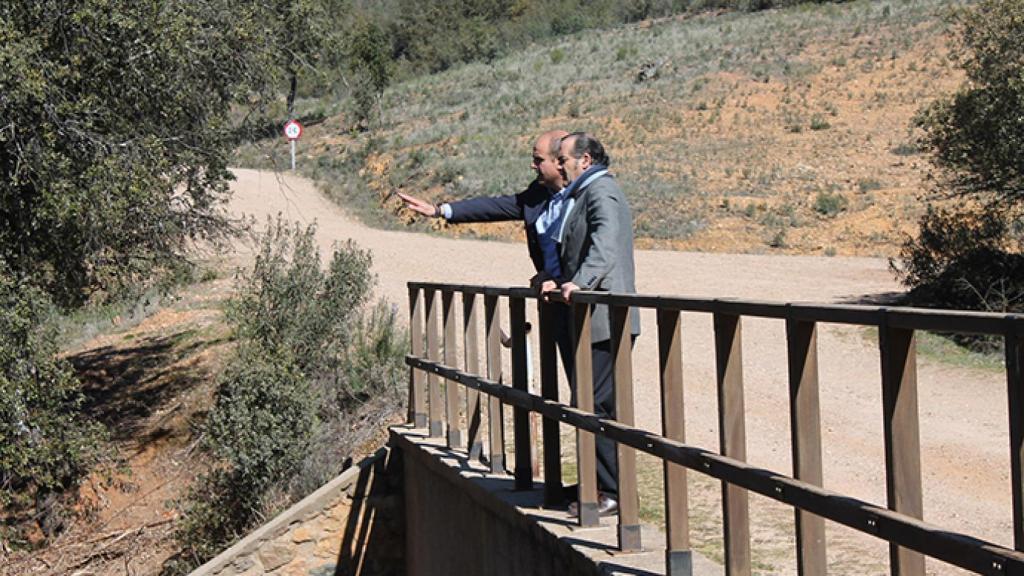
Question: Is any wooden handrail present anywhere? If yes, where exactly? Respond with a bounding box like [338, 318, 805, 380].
[406, 281, 1024, 576]
[405, 355, 1024, 575]
[406, 281, 1024, 335]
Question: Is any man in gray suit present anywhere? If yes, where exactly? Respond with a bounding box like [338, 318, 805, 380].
[556, 132, 640, 516]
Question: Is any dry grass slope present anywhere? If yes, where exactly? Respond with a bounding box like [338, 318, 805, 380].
[235, 0, 966, 258]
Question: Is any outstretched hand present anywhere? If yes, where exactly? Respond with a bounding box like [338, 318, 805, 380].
[397, 192, 437, 217]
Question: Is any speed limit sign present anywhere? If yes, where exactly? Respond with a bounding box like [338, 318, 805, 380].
[283, 119, 303, 141]
[283, 120, 303, 171]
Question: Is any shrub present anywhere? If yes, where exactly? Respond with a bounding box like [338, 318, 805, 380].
[857, 178, 882, 193]
[227, 219, 373, 374]
[169, 219, 406, 573]
[0, 271, 105, 544]
[169, 351, 312, 569]
[809, 114, 831, 131]
[915, 0, 1024, 205]
[813, 191, 848, 217]
[894, 205, 1024, 311]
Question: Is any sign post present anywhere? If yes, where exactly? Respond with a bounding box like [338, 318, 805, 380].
[283, 120, 303, 171]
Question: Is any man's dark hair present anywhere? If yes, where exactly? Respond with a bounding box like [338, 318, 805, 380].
[565, 132, 610, 167]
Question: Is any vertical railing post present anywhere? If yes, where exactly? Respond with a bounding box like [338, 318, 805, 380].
[879, 317, 925, 576]
[408, 284, 426, 428]
[1007, 325, 1024, 551]
[538, 300, 563, 506]
[786, 318, 826, 576]
[426, 288, 443, 438]
[485, 294, 505, 474]
[659, 309, 691, 576]
[510, 296, 533, 490]
[574, 301, 599, 527]
[442, 290, 461, 449]
[611, 304, 641, 551]
[464, 292, 483, 460]
[714, 312, 751, 576]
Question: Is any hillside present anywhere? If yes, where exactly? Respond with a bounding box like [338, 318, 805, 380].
[235, 0, 965, 258]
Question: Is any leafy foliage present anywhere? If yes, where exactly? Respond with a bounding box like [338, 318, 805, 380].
[0, 0, 314, 305]
[0, 271, 105, 524]
[347, 16, 394, 126]
[169, 351, 312, 570]
[915, 0, 1024, 204]
[226, 219, 373, 373]
[896, 205, 1024, 312]
[899, 0, 1024, 317]
[254, 0, 347, 117]
[169, 220, 406, 573]
[813, 190, 848, 217]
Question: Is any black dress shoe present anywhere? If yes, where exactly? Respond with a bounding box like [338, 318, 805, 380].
[567, 493, 619, 518]
[563, 483, 579, 500]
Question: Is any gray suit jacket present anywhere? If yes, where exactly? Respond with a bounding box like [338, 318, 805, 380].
[558, 174, 641, 343]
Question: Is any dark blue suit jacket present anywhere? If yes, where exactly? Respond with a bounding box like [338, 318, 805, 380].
[447, 180, 551, 274]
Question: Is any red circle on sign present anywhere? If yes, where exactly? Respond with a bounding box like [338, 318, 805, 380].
[283, 120, 303, 140]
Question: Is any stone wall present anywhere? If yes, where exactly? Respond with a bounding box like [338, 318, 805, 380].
[191, 447, 404, 576]
[393, 425, 722, 576]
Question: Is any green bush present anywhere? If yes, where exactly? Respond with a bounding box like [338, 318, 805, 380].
[168, 351, 312, 570]
[227, 219, 373, 374]
[895, 205, 1024, 311]
[810, 114, 831, 130]
[169, 219, 406, 573]
[0, 272, 105, 543]
[813, 190, 848, 217]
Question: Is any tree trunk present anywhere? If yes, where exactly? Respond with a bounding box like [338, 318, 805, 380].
[287, 69, 297, 120]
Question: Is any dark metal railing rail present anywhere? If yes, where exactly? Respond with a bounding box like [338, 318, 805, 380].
[405, 281, 1024, 576]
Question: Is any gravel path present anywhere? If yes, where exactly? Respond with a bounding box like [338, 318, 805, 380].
[228, 168, 1009, 575]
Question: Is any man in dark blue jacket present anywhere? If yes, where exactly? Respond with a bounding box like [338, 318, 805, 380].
[397, 130, 568, 285]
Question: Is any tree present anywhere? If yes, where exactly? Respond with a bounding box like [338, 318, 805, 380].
[251, 0, 345, 120]
[347, 14, 393, 125]
[915, 0, 1024, 207]
[897, 0, 1024, 316]
[0, 0, 282, 306]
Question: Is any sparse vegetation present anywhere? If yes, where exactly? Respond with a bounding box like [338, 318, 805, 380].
[235, 0, 960, 255]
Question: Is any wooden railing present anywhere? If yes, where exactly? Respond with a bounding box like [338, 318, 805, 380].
[405, 281, 1024, 575]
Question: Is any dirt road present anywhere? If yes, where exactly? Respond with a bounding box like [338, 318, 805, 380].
[229, 168, 1009, 575]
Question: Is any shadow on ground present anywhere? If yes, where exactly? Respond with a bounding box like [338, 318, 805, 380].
[838, 290, 907, 306]
[71, 330, 226, 442]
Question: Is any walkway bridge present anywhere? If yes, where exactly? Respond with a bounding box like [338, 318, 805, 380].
[196, 281, 1024, 576]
